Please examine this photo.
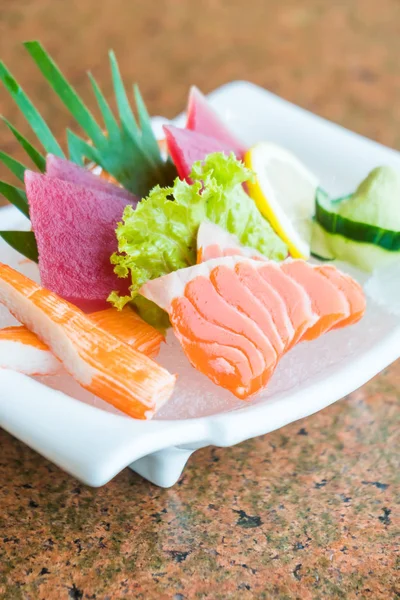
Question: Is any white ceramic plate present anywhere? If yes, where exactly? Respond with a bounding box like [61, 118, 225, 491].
[0, 81, 399, 488]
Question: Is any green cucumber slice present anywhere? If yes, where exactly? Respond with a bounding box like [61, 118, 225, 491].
[310, 219, 335, 260]
[311, 221, 400, 273]
[315, 184, 400, 251]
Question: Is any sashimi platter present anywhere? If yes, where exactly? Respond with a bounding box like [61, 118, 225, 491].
[0, 42, 399, 486]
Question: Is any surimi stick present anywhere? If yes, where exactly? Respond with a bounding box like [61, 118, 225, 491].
[0, 264, 175, 420]
[0, 308, 164, 376]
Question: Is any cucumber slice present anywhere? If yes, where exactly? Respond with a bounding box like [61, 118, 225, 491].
[310, 219, 335, 260]
[315, 167, 400, 251]
[315, 185, 400, 251]
[311, 221, 400, 273]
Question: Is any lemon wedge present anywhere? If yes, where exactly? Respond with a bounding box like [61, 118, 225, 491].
[245, 142, 318, 259]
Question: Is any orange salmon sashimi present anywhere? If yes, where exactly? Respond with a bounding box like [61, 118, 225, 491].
[195, 223, 364, 346]
[197, 221, 267, 263]
[281, 261, 350, 341]
[141, 256, 366, 399]
[0, 264, 175, 419]
[0, 307, 164, 376]
[316, 265, 366, 329]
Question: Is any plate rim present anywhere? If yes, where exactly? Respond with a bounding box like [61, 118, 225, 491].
[0, 79, 399, 486]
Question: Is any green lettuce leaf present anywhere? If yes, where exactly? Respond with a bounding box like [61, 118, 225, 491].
[110, 152, 287, 322]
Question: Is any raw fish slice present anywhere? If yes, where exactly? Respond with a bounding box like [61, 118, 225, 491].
[185, 276, 277, 375]
[26, 171, 135, 312]
[170, 296, 271, 398]
[210, 265, 285, 355]
[234, 262, 295, 352]
[163, 125, 239, 181]
[141, 257, 287, 398]
[316, 265, 366, 330]
[0, 264, 175, 419]
[197, 222, 266, 263]
[46, 154, 138, 204]
[180, 335, 249, 393]
[186, 87, 246, 156]
[257, 262, 317, 348]
[141, 256, 365, 399]
[281, 260, 350, 341]
[0, 307, 164, 376]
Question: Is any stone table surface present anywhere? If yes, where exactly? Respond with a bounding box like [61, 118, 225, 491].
[0, 1, 399, 598]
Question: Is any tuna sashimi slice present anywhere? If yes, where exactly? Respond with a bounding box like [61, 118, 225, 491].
[197, 221, 266, 263]
[163, 125, 239, 181]
[46, 154, 138, 205]
[26, 171, 135, 312]
[281, 260, 350, 341]
[0, 307, 164, 376]
[316, 265, 366, 330]
[0, 264, 175, 419]
[186, 87, 246, 156]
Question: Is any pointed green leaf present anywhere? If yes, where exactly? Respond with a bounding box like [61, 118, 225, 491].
[67, 129, 100, 166]
[0, 62, 64, 157]
[0, 181, 29, 217]
[133, 84, 162, 163]
[24, 41, 106, 148]
[88, 72, 119, 138]
[109, 51, 139, 138]
[2, 118, 46, 172]
[0, 151, 28, 182]
[0, 231, 38, 262]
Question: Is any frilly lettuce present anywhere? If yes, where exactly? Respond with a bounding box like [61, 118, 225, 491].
[110, 152, 287, 324]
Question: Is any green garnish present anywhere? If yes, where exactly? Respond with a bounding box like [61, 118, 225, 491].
[0, 231, 38, 262]
[110, 152, 288, 323]
[0, 41, 177, 260]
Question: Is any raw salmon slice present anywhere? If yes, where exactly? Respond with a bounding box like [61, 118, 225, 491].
[0, 307, 164, 376]
[281, 260, 350, 341]
[234, 262, 295, 352]
[141, 257, 314, 398]
[316, 265, 366, 330]
[0, 264, 175, 419]
[142, 256, 365, 399]
[257, 262, 317, 349]
[197, 222, 266, 263]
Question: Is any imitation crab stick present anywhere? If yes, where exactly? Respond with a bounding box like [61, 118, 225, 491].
[0, 264, 175, 419]
[0, 307, 164, 376]
[141, 256, 366, 399]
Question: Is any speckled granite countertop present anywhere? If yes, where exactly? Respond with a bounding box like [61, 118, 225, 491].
[0, 1, 399, 598]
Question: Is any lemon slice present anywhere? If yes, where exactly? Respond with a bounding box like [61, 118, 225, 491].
[245, 142, 318, 259]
